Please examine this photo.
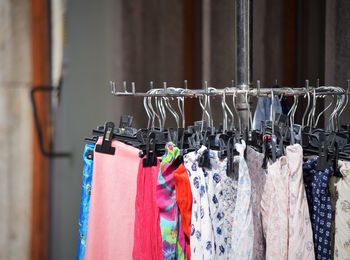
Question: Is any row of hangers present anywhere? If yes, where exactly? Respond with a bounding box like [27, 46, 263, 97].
[85, 80, 350, 175]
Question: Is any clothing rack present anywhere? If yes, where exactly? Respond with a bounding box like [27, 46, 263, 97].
[108, 0, 350, 130]
[109, 80, 348, 98]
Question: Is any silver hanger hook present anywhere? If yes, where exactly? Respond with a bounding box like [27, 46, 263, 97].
[337, 82, 350, 126]
[271, 89, 275, 136]
[286, 88, 295, 126]
[245, 90, 253, 131]
[331, 87, 345, 131]
[207, 87, 216, 133]
[146, 90, 156, 130]
[301, 80, 310, 128]
[163, 95, 179, 129]
[232, 89, 240, 131]
[148, 89, 162, 130]
[328, 88, 340, 131]
[289, 88, 299, 127]
[223, 87, 234, 131]
[308, 88, 317, 129]
[199, 95, 210, 131]
[314, 91, 333, 128]
[156, 89, 166, 130]
[221, 88, 228, 132]
[143, 96, 151, 129]
[177, 89, 186, 128]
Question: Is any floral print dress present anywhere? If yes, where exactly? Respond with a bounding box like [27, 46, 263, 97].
[184, 146, 215, 260]
[230, 140, 254, 260]
[303, 158, 334, 260]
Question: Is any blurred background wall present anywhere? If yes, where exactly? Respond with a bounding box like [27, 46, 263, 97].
[0, 1, 32, 259]
[0, 0, 349, 259]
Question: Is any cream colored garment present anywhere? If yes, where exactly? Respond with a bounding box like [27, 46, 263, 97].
[246, 146, 266, 260]
[334, 160, 350, 260]
[286, 144, 315, 260]
[261, 156, 289, 260]
[261, 144, 315, 260]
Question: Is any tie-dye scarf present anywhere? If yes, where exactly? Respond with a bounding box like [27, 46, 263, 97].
[157, 142, 186, 260]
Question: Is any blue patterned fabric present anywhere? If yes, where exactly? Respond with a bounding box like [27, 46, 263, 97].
[303, 158, 333, 260]
[76, 143, 95, 260]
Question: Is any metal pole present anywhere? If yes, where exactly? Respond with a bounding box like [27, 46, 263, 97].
[235, 0, 250, 132]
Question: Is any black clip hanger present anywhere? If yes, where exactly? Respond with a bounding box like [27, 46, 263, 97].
[142, 132, 158, 167]
[316, 132, 329, 171]
[95, 122, 116, 155]
[119, 115, 133, 128]
[84, 135, 99, 144]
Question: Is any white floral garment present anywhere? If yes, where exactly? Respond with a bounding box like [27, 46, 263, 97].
[204, 149, 237, 259]
[184, 147, 215, 260]
[230, 140, 254, 260]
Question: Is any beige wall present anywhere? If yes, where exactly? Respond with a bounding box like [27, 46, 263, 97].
[0, 0, 32, 259]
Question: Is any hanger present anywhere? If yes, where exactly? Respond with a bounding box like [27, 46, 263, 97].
[301, 81, 311, 129]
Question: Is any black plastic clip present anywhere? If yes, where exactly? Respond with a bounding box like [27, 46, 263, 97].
[316, 133, 328, 171]
[95, 122, 116, 155]
[119, 115, 133, 128]
[142, 132, 158, 167]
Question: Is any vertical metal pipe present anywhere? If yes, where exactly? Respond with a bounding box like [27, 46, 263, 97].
[235, 0, 251, 132]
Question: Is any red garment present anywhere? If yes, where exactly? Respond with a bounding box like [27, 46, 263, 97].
[173, 163, 192, 259]
[133, 160, 162, 260]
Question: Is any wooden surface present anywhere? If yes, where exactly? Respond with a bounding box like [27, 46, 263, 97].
[31, 0, 50, 259]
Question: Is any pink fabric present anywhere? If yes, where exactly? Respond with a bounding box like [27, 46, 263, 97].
[85, 139, 140, 260]
[286, 145, 315, 260]
[133, 160, 163, 260]
[261, 157, 289, 260]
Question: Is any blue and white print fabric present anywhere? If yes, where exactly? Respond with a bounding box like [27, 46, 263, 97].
[231, 140, 254, 260]
[204, 149, 236, 259]
[303, 158, 334, 260]
[184, 146, 215, 260]
[77, 143, 95, 260]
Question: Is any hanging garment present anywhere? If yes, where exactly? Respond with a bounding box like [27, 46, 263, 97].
[76, 143, 94, 260]
[204, 149, 231, 259]
[252, 96, 282, 130]
[261, 156, 289, 260]
[231, 140, 254, 260]
[333, 160, 350, 260]
[173, 163, 192, 260]
[246, 146, 266, 260]
[329, 174, 338, 258]
[157, 142, 186, 260]
[285, 145, 315, 260]
[221, 161, 238, 258]
[133, 160, 162, 260]
[184, 146, 215, 260]
[303, 158, 334, 260]
[85, 139, 140, 260]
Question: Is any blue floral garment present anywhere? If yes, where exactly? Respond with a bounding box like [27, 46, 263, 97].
[303, 158, 334, 260]
[76, 143, 94, 260]
[184, 146, 215, 260]
[204, 149, 234, 259]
